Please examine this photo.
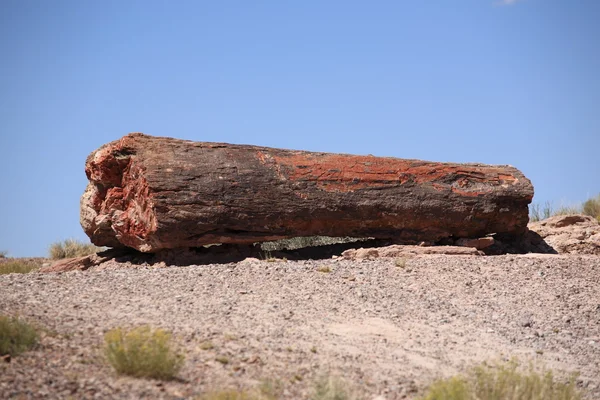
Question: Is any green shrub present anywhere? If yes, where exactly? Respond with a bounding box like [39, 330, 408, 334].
[582, 194, 600, 221]
[0, 250, 7, 258]
[104, 326, 184, 380]
[0, 260, 40, 275]
[49, 239, 104, 259]
[420, 360, 582, 400]
[0, 315, 39, 356]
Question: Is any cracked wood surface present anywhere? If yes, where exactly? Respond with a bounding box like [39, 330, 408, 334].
[80, 133, 534, 252]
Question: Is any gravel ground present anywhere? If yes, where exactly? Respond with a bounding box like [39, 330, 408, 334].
[1, 254, 599, 399]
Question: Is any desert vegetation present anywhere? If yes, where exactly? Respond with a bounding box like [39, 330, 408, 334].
[0, 260, 40, 275]
[530, 193, 600, 222]
[311, 375, 355, 400]
[194, 362, 581, 400]
[394, 257, 407, 268]
[198, 375, 354, 400]
[582, 194, 600, 220]
[104, 325, 184, 380]
[199, 389, 276, 400]
[0, 315, 39, 357]
[49, 238, 104, 259]
[419, 360, 582, 400]
[199, 381, 279, 400]
[316, 265, 332, 273]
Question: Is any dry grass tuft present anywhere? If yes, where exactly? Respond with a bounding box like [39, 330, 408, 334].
[199, 380, 280, 400]
[0, 260, 40, 275]
[104, 326, 184, 380]
[530, 194, 600, 222]
[419, 360, 582, 400]
[199, 341, 215, 350]
[317, 265, 332, 273]
[395, 257, 407, 268]
[553, 205, 583, 217]
[199, 390, 261, 400]
[312, 375, 355, 400]
[420, 376, 471, 400]
[215, 355, 230, 365]
[530, 202, 581, 222]
[49, 239, 104, 259]
[0, 315, 39, 356]
[260, 251, 287, 263]
[529, 202, 553, 222]
[582, 194, 600, 221]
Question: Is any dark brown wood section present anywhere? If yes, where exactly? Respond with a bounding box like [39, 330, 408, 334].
[80, 133, 534, 252]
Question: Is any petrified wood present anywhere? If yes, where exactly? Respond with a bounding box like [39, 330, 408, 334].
[81, 133, 534, 252]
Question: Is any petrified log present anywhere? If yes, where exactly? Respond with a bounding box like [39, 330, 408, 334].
[81, 133, 534, 252]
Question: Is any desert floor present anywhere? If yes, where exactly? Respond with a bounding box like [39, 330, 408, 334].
[1, 254, 599, 399]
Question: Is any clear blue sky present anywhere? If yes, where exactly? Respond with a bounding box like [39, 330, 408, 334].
[1, 0, 598, 257]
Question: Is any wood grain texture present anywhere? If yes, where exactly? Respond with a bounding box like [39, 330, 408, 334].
[80, 133, 534, 252]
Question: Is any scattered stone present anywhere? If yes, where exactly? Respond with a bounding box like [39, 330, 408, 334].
[240, 257, 261, 264]
[519, 317, 534, 328]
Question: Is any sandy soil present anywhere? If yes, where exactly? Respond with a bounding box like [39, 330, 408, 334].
[1, 254, 599, 399]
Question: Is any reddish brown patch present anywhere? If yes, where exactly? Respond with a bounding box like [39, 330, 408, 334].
[112, 163, 156, 247]
[450, 187, 486, 197]
[498, 174, 518, 184]
[264, 153, 519, 194]
[87, 137, 157, 250]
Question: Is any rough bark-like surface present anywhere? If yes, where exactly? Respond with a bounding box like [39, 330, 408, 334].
[81, 133, 534, 252]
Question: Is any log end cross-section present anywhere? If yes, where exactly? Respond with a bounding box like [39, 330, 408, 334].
[80, 133, 534, 252]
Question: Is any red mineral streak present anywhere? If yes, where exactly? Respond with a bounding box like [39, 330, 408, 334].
[84, 135, 158, 250]
[265, 152, 521, 194]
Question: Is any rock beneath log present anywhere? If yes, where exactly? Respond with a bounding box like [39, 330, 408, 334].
[40, 254, 102, 273]
[81, 133, 534, 252]
[455, 237, 495, 250]
[39, 249, 131, 273]
[527, 214, 600, 255]
[342, 245, 483, 259]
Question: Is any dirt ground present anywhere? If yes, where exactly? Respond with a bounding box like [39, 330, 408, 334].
[1, 253, 599, 399]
